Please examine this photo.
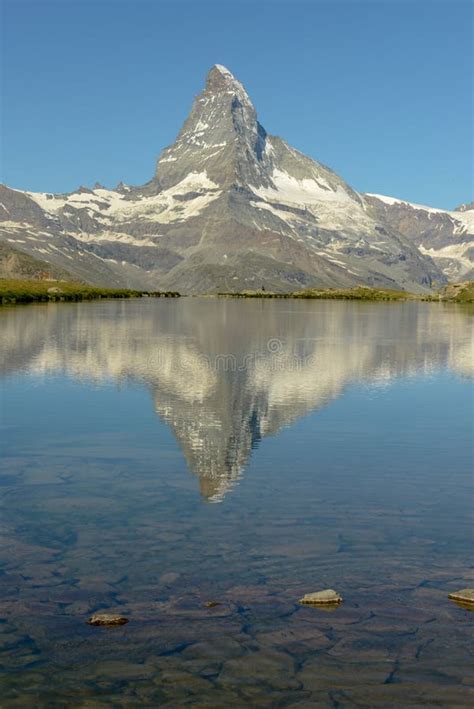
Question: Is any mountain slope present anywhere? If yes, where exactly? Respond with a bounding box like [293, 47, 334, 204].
[0, 242, 74, 281]
[1, 65, 469, 293]
[365, 194, 474, 281]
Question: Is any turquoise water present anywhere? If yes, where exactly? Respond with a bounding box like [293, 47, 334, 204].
[0, 298, 473, 706]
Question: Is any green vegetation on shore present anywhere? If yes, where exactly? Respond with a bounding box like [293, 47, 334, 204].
[437, 281, 474, 303]
[217, 282, 474, 303]
[218, 286, 412, 301]
[1, 279, 472, 306]
[0, 279, 180, 305]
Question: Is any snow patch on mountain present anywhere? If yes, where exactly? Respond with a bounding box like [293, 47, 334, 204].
[419, 242, 472, 277]
[366, 193, 446, 214]
[453, 209, 474, 233]
[28, 172, 221, 226]
[255, 168, 354, 206]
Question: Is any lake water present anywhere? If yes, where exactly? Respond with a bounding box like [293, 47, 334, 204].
[0, 298, 473, 706]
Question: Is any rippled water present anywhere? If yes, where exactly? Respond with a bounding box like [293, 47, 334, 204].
[0, 298, 473, 706]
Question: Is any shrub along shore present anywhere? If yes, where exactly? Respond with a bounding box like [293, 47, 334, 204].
[0, 279, 180, 305]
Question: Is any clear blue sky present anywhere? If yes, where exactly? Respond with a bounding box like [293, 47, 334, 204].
[1, 0, 472, 209]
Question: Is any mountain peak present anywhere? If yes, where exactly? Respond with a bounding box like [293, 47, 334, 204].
[213, 64, 235, 78]
[206, 64, 237, 85]
[205, 64, 251, 103]
[154, 63, 266, 190]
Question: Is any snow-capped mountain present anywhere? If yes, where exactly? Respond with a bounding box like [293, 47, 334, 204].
[0, 64, 471, 292]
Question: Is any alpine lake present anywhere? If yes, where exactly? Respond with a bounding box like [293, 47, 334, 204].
[0, 297, 472, 707]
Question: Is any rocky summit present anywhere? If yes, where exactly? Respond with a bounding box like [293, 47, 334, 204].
[1, 65, 472, 293]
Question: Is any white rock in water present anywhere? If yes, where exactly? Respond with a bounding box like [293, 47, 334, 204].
[88, 613, 129, 626]
[448, 589, 474, 605]
[299, 589, 343, 605]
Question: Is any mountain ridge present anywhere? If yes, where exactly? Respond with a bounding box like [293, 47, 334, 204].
[1, 64, 472, 292]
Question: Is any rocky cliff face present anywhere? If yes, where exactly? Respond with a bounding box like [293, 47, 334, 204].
[1, 65, 471, 292]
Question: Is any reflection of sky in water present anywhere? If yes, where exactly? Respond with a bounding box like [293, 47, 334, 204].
[0, 298, 472, 501]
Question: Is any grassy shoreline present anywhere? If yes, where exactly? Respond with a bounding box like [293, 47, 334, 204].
[0, 279, 180, 305]
[217, 286, 414, 301]
[217, 283, 474, 304]
[1, 279, 472, 306]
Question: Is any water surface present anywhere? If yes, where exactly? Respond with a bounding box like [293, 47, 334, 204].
[0, 298, 473, 706]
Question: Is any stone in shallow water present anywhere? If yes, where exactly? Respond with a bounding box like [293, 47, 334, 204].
[88, 613, 129, 626]
[448, 589, 474, 607]
[299, 589, 342, 605]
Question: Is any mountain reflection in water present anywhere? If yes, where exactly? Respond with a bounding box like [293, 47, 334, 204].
[0, 298, 472, 501]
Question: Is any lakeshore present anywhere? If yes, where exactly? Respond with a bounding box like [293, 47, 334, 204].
[0, 278, 180, 305]
[218, 282, 474, 303]
[1, 278, 473, 306]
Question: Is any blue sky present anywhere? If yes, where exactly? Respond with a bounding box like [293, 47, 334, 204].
[1, 0, 472, 209]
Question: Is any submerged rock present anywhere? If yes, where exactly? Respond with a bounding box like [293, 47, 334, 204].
[88, 613, 129, 626]
[448, 589, 474, 607]
[204, 601, 221, 608]
[299, 589, 343, 605]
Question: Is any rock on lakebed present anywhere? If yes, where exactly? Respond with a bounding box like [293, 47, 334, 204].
[88, 613, 129, 626]
[299, 589, 343, 605]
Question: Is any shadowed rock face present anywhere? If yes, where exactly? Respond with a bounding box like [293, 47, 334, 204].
[0, 298, 471, 501]
[2, 65, 470, 292]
